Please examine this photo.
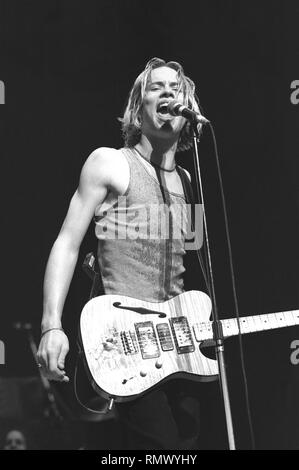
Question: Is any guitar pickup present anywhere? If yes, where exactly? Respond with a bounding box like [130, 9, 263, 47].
[170, 317, 195, 354]
[135, 322, 160, 359]
[156, 323, 174, 351]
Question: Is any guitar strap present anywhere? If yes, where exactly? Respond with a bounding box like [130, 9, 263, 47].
[82, 251, 105, 299]
[176, 166, 210, 293]
[176, 166, 195, 208]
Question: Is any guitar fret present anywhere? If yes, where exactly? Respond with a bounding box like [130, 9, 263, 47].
[261, 314, 271, 330]
[231, 319, 239, 336]
[277, 311, 289, 326]
[222, 319, 238, 337]
[270, 313, 280, 328]
[284, 312, 295, 326]
[247, 316, 257, 332]
[244, 316, 256, 333]
[258, 315, 266, 331]
[268, 313, 278, 329]
[284, 311, 292, 325]
[221, 320, 230, 337]
[251, 314, 270, 332]
[241, 317, 251, 333]
[193, 322, 213, 342]
[274, 312, 284, 328]
[290, 311, 299, 325]
[287, 311, 297, 326]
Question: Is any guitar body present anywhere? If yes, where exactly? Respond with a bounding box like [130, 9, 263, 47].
[79, 290, 219, 402]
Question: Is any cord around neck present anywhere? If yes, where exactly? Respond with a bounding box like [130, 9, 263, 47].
[133, 147, 177, 172]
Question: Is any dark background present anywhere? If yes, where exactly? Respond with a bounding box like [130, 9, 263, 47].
[0, 0, 299, 449]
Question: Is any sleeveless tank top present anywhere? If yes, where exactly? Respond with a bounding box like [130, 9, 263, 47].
[94, 148, 189, 302]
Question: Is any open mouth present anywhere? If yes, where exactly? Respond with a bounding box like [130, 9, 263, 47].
[156, 102, 173, 119]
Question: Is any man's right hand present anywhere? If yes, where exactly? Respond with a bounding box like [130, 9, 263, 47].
[37, 330, 70, 382]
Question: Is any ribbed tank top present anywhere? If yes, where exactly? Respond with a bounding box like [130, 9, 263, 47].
[94, 148, 189, 302]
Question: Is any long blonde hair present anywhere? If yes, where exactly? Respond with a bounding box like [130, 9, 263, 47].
[119, 57, 202, 152]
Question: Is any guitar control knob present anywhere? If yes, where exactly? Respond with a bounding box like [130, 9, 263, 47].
[103, 341, 114, 351]
[140, 370, 147, 377]
[155, 359, 163, 369]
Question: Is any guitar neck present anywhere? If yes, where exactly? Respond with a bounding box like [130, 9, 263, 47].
[222, 309, 299, 338]
[194, 310, 299, 341]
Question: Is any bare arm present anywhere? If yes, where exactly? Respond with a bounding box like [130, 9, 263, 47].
[37, 148, 115, 381]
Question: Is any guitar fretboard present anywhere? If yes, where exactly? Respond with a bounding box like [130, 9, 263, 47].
[193, 309, 299, 342]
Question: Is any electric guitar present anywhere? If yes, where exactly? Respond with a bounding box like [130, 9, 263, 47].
[79, 290, 299, 402]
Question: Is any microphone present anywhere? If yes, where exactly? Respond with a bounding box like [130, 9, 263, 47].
[167, 100, 209, 124]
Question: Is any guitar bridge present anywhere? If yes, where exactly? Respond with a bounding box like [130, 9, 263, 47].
[120, 331, 139, 355]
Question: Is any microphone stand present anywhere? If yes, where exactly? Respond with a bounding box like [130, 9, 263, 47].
[191, 122, 236, 450]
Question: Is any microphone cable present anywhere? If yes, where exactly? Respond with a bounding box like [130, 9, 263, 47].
[201, 121, 256, 449]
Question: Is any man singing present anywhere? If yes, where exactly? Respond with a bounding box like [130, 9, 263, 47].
[37, 57, 209, 449]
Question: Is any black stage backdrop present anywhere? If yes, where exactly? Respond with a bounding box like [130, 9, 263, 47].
[0, 0, 299, 449]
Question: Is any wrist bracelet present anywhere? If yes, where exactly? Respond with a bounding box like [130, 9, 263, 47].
[41, 327, 64, 338]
